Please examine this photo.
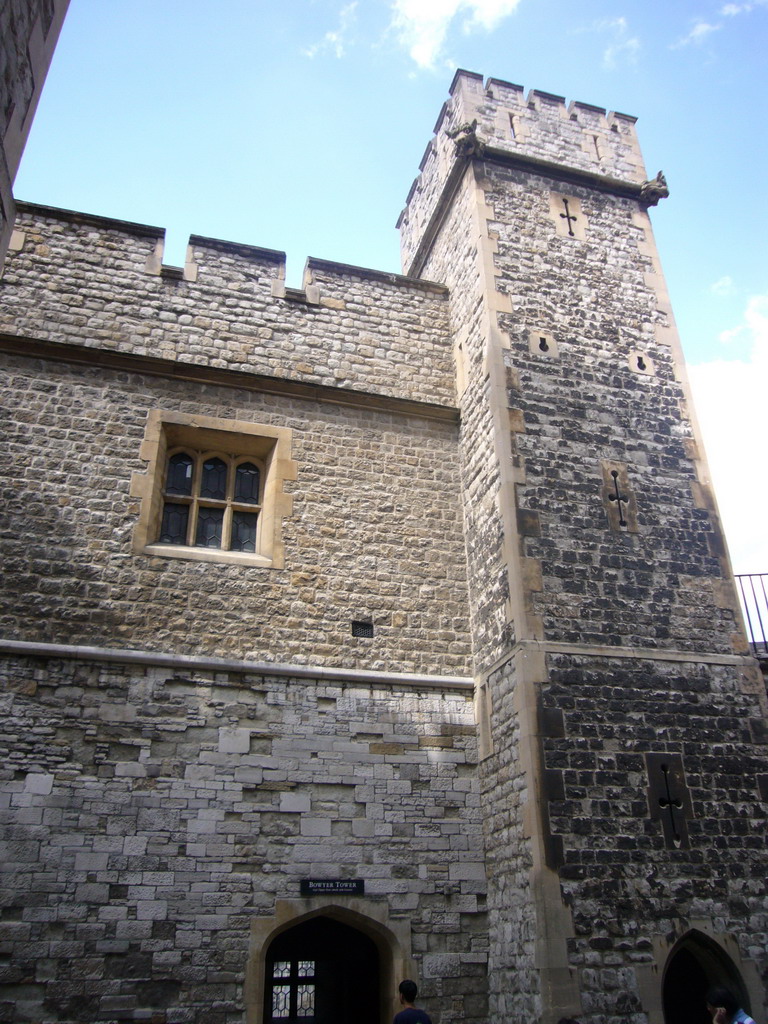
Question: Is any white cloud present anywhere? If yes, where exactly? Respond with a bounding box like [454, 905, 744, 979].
[303, 2, 358, 59]
[603, 37, 641, 69]
[687, 291, 768, 573]
[390, 0, 523, 69]
[720, 1, 767, 13]
[591, 17, 641, 70]
[672, 2, 764, 48]
[710, 275, 734, 296]
[671, 20, 721, 47]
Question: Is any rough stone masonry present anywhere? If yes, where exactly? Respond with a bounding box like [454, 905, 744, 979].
[0, 48, 766, 1024]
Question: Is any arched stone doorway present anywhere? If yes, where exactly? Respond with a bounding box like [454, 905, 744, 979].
[263, 915, 378, 1024]
[663, 930, 751, 1024]
[245, 899, 411, 1024]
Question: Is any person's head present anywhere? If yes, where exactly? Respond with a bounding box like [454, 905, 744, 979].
[706, 986, 739, 1023]
[399, 980, 418, 1006]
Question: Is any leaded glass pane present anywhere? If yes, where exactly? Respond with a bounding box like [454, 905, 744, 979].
[200, 457, 227, 499]
[231, 511, 258, 552]
[296, 984, 315, 1014]
[297, 961, 315, 977]
[271, 985, 290, 1017]
[195, 506, 224, 548]
[234, 461, 261, 504]
[272, 962, 291, 979]
[159, 502, 189, 544]
[166, 453, 193, 495]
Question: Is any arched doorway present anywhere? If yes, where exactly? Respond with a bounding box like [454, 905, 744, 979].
[663, 931, 750, 1024]
[263, 914, 379, 1024]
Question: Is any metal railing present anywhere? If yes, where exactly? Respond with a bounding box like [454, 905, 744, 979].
[735, 574, 768, 655]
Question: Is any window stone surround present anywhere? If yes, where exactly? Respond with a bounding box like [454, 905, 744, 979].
[131, 409, 297, 568]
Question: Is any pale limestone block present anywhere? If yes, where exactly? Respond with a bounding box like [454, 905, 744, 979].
[115, 763, 146, 777]
[93, 836, 124, 853]
[423, 953, 461, 978]
[363, 879, 409, 894]
[75, 883, 109, 903]
[23, 773, 53, 795]
[196, 915, 229, 930]
[123, 836, 148, 856]
[280, 792, 310, 813]
[219, 727, 251, 754]
[98, 905, 128, 921]
[15, 807, 43, 825]
[74, 852, 110, 872]
[352, 819, 376, 837]
[95, 705, 137, 723]
[300, 818, 331, 837]
[116, 920, 154, 939]
[391, 893, 419, 911]
[187, 816, 220, 835]
[142, 872, 174, 886]
[448, 861, 486, 881]
[136, 900, 168, 921]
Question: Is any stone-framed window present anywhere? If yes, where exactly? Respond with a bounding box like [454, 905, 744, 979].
[159, 449, 264, 552]
[132, 410, 296, 567]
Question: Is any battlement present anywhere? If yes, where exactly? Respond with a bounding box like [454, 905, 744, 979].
[398, 69, 648, 275]
[1, 202, 455, 409]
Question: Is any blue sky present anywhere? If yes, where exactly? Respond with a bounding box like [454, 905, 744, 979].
[14, 0, 768, 573]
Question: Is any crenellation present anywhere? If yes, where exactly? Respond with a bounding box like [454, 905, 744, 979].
[2, 203, 457, 407]
[485, 78, 524, 100]
[400, 70, 648, 276]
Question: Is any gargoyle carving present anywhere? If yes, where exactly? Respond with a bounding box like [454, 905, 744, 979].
[446, 119, 486, 158]
[640, 170, 669, 206]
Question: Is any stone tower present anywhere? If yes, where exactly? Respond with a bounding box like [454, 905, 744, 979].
[398, 71, 767, 1024]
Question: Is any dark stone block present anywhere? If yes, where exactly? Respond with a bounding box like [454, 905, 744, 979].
[517, 508, 541, 536]
[541, 706, 565, 738]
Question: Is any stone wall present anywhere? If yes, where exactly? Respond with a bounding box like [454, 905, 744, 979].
[0, 651, 488, 1024]
[543, 650, 768, 1022]
[0, 1, 69, 262]
[410, 166, 513, 674]
[0, 351, 472, 676]
[1, 204, 456, 408]
[486, 158, 740, 656]
[480, 657, 537, 1021]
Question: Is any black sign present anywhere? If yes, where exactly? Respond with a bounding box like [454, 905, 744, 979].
[300, 879, 364, 896]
